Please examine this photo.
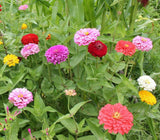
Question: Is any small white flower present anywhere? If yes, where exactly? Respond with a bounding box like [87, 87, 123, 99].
[137, 75, 156, 91]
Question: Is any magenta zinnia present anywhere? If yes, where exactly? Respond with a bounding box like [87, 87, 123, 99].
[21, 43, 40, 59]
[45, 45, 69, 65]
[132, 36, 153, 51]
[74, 28, 100, 46]
[8, 88, 33, 109]
[98, 103, 133, 135]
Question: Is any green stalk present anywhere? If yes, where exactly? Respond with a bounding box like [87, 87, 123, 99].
[67, 96, 78, 140]
[129, 0, 138, 33]
[58, 64, 63, 85]
[147, 117, 157, 140]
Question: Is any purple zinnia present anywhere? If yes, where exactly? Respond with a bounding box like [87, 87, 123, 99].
[132, 36, 153, 51]
[8, 88, 33, 109]
[45, 45, 69, 65]
[74, 28, 100, 46]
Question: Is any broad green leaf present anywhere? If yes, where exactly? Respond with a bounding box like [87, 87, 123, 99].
[86, 120, 107, 140]
[116, 133, 125, 140]
[60, 118, 77, 134]
[78, 135, 97, 140]
[70, 50, 86, 68]
[41, 78, 54, 95]
[34, 93, 45, 117]
[70, 100, 90, 115]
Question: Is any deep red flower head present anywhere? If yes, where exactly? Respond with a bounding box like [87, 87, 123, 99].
[115, 40, 136, 56]
[0, 5, 2, 11]
[88, 40, 107, 57]
[138, 0, 149, 7]
[21, 33, 39, 45]
[98, 103, 133, 135]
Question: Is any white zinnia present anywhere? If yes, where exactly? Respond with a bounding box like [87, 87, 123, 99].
[137, 75, 156, 91]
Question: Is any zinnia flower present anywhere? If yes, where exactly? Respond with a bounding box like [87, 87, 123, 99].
[8, 88, 33, 109]
[0, 41, 3, 45]
[21, 33, 39, 45]
[21, 43, 40, 59]
[139, 90, 156, 105]
[115, 40, 136, 56]
[138, 0, 149, 7]
[88, 40, 107, 57]
[137, 75, 156, 91]
[45, 45, 69, 65]
[18, 5, 28, 10]
[21, 23, 27, 30]
[98, 103, 133, 135]
[74, 28, 100, 46]
[3, 54, 19, 67]
[46, 34, 51, 40]
[0, 5, 2, 11]
[64, 89, 77, 96]
[132, 36, 152, 51]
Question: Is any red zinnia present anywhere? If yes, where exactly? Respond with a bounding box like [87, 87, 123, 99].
[98, 103, 133, 135]
[138, 0, 149, 7]
[115, 40, 136, 56]
[88, 40, 107, 57]
[21, 33, 39, 45]
[0, 5, 2, 11]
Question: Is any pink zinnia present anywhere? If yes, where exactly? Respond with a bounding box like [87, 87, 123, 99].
[74, 28, 100, 46]
[115, 40, 136, 56]
[45, 45, 69, 65]
[21, 43, 40, 59]
[18, 5, 28, 10]
[8, 88, 33, 109]
[132, 36, 153, 51]
[98, 103, 133, 135]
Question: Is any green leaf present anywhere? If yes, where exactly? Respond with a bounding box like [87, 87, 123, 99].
[34, 93, 45, 117]
[116, 133, 124, 140]
[78, 135, 97, 140]
[70, 50, 86, 68]
[41, 78, 54, 95]
[86, 120, 107, 140]
[60, 118, 77, 134]
[70, 100, 90, 115]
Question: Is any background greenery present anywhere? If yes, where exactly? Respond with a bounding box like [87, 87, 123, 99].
[0, 0, 160, 139]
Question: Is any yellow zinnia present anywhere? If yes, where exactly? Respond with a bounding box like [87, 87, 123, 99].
[3, 54, 19, 67]
[0, 41, 3, 45]
[139, 90, 157, 105]
[21, 23, 27, 30]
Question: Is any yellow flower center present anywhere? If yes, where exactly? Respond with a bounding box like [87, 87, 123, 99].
[18, 93, 23, 98]
[84, 32, 89, 35]
[145, 79, 150, 84]
[27, 46, 31, 49]
[141, 38, 147, 42]
[113, 112, 121, 119]
[54, 49, 58, 52]
[125, 44, 129, 47]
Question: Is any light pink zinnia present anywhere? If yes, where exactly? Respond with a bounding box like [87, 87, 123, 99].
[18, 5, 28, 10]
[21, 43, 40, 59]
[64, 89, 77, 96]
[8, 88, 33, 109]
[98, 103, 133, 135]
[132, 36, 153, 51]
[74, 28, 100, 46]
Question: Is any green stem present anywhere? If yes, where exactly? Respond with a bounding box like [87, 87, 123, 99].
[129, 0, 138, 33]
[67, 96, 78, 140]
[67, 57, 72, 80]
[124, 56, 129, 77]
[58, 64, 63, 85]
[147, 117, 157, 140]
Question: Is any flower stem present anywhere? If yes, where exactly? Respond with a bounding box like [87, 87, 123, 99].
[58, 64, 63, 85]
